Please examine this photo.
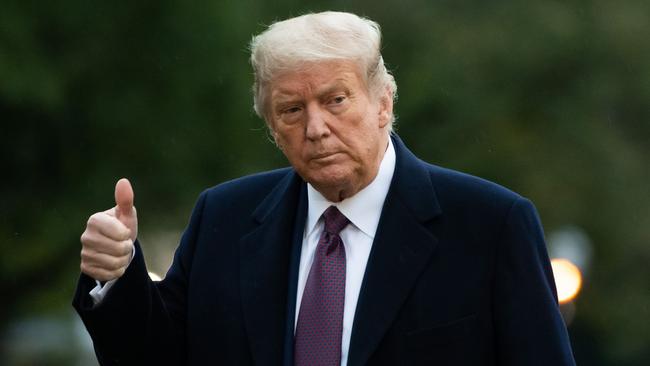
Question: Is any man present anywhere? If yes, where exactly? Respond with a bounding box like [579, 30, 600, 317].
[74, 11, 576, 366]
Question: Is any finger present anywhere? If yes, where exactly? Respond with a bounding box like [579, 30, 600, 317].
[81, 247, 131, 271]
[115, 178, 135, 220]
[86, 212, 131, 241]
[103, 206, 117, 218]
[80, 262, 126, 282]
[81, 231, 133, 257]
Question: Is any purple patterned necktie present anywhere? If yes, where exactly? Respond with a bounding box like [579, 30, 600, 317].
[295, 206, 350, 366]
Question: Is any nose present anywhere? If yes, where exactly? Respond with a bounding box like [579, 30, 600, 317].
[305, 103, 330, 141]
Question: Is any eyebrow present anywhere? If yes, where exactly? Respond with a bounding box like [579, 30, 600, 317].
[274, 77, 352, 96]
[316, 80, 351, 98]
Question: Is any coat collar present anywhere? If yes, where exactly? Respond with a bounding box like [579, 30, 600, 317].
[388, 133, 441, 221]
[346, 134, 441, 365]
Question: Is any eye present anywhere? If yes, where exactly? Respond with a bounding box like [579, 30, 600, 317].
[282, 106, 302, 115]
[276, 104, 303, 125]
[330, 95, 346, 104]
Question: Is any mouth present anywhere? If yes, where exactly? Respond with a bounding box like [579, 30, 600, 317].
[310, 152, 341, 163]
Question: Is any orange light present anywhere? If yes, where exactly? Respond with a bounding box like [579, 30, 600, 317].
[551, 258, 583, 304]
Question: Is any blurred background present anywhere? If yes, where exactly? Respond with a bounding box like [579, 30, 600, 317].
[1, 0, 649, 364]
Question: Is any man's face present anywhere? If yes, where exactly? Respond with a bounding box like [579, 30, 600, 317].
[268, 60, 392, 202]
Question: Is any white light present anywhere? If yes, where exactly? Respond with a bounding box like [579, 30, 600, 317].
[551, 258, 583, 304]
[148, 272, 163, 281]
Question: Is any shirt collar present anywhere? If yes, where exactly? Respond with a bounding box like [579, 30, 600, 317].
[306, 137, 396, 238]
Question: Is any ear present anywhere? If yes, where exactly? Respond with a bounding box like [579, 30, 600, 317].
[267, 123, 284, 150]
[377, 86, 393, 129]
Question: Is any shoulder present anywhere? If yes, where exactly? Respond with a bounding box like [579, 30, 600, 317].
[413, 161, 544, 254]
[419, 160, 528, 219]
[392, 135, 525, 217]
[427, 163, 520, 201]
[202, 167, 293, 203]
[205, 167, 293, 195]
[192, 167, 295, 219]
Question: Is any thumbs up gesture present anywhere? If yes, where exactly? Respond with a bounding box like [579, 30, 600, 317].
[80, 178, 139, 281]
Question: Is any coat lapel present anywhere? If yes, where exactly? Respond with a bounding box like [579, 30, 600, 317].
[347, 135, 442, 366]
[239, 170, 306, 366]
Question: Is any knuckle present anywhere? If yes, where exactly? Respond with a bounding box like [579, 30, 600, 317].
[80, 231, 91, 245]
[118, 241, 131, 256]
[81, 232, 101, 250]
[87, 213, 100, 227]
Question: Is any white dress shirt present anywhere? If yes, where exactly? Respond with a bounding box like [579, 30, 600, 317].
[295, 138, 396, 366]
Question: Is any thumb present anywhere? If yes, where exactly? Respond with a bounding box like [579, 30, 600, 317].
[114, 178, 135, 220]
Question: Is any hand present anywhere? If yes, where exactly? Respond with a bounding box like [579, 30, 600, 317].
[80, 178, 139, 282]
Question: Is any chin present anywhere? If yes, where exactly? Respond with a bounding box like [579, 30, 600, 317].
[309, 174, 350, 188]
[305, 169, 355, 194]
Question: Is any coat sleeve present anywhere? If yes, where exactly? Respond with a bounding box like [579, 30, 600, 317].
[493, 197, 576, 365]
[72, 191, 208, 365]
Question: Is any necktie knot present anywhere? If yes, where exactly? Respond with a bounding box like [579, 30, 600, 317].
[323, 206, 350, 235]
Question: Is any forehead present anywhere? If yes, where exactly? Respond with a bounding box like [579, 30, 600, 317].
[270, 60, 366, 99]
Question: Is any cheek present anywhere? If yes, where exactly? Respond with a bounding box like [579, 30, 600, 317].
[273, 125, 297, 147]
[276, 133, 307, 164]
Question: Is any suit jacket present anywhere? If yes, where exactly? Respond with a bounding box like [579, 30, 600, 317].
[73, 135, 575, 365]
